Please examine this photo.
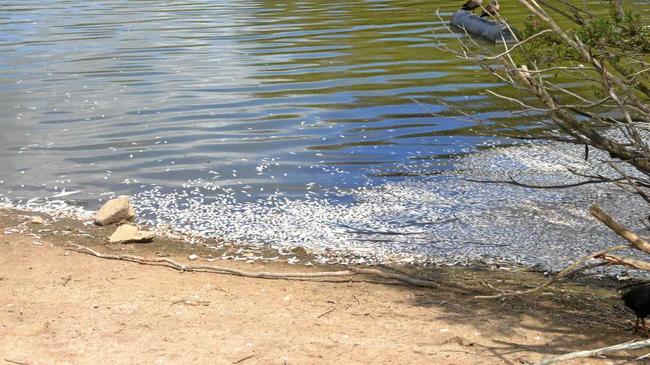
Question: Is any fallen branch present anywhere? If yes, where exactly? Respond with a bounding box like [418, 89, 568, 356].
[537, 339, 650, 365]
[67, 244, 439, 288]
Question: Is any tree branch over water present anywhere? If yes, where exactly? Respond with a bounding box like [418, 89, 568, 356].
[441, 0, 650, 274]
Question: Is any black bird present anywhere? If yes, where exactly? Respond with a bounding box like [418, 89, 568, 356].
[461, 0, 483, 12]
[480, 0, 500, 18]
[622, 286, 650, 335]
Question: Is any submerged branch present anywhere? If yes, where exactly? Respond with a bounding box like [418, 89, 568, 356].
[465, 174, 624, 189]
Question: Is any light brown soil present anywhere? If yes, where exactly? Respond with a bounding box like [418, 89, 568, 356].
[0, 208, 645, 364]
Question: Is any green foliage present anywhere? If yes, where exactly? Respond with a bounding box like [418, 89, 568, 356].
[516, 15, 578, 66]
[516, 1, 649, 67]
[576, 2, 650, 54]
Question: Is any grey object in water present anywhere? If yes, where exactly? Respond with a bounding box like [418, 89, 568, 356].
[450, 10, 517, 44]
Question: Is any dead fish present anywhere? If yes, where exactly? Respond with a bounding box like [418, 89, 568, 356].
[52, 188, 81, 198]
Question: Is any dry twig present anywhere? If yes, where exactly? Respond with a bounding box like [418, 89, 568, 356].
[317, 307, 336, 318]
[4, 359, 30, 365]
[232, 354, 254, 364]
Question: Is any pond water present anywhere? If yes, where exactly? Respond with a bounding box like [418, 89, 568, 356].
[1, 0, 648, 269]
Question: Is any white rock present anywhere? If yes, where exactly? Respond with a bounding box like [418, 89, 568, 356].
[188, 254, 198, 260]
[30, 216, 44, 224]
[108, 224, 154, 244]
[94, 197, 135, 226]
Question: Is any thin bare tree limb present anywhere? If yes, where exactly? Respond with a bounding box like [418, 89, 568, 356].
[605, 161, 650, 204]
[590, 205, 650, 254]
[596, 253, 650, 271]
[484, 29, 553, 60]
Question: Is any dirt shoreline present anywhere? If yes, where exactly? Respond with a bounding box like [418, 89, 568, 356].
[0, 208, 645, 364]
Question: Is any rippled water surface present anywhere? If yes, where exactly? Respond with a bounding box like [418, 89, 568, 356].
[0, 0, 529, 198]
[2, 0, 648, 269]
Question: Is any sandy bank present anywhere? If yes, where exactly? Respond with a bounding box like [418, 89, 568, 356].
[0, 208, 643, 364]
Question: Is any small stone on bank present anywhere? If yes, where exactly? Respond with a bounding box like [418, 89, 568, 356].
[94, 197, 136, 226]
[108, 224, 154, 244]
[30, 216, 45, 224]
[188, 254, 198, 260]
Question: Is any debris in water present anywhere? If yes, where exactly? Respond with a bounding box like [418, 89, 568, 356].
[52, 189, 81, 198]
